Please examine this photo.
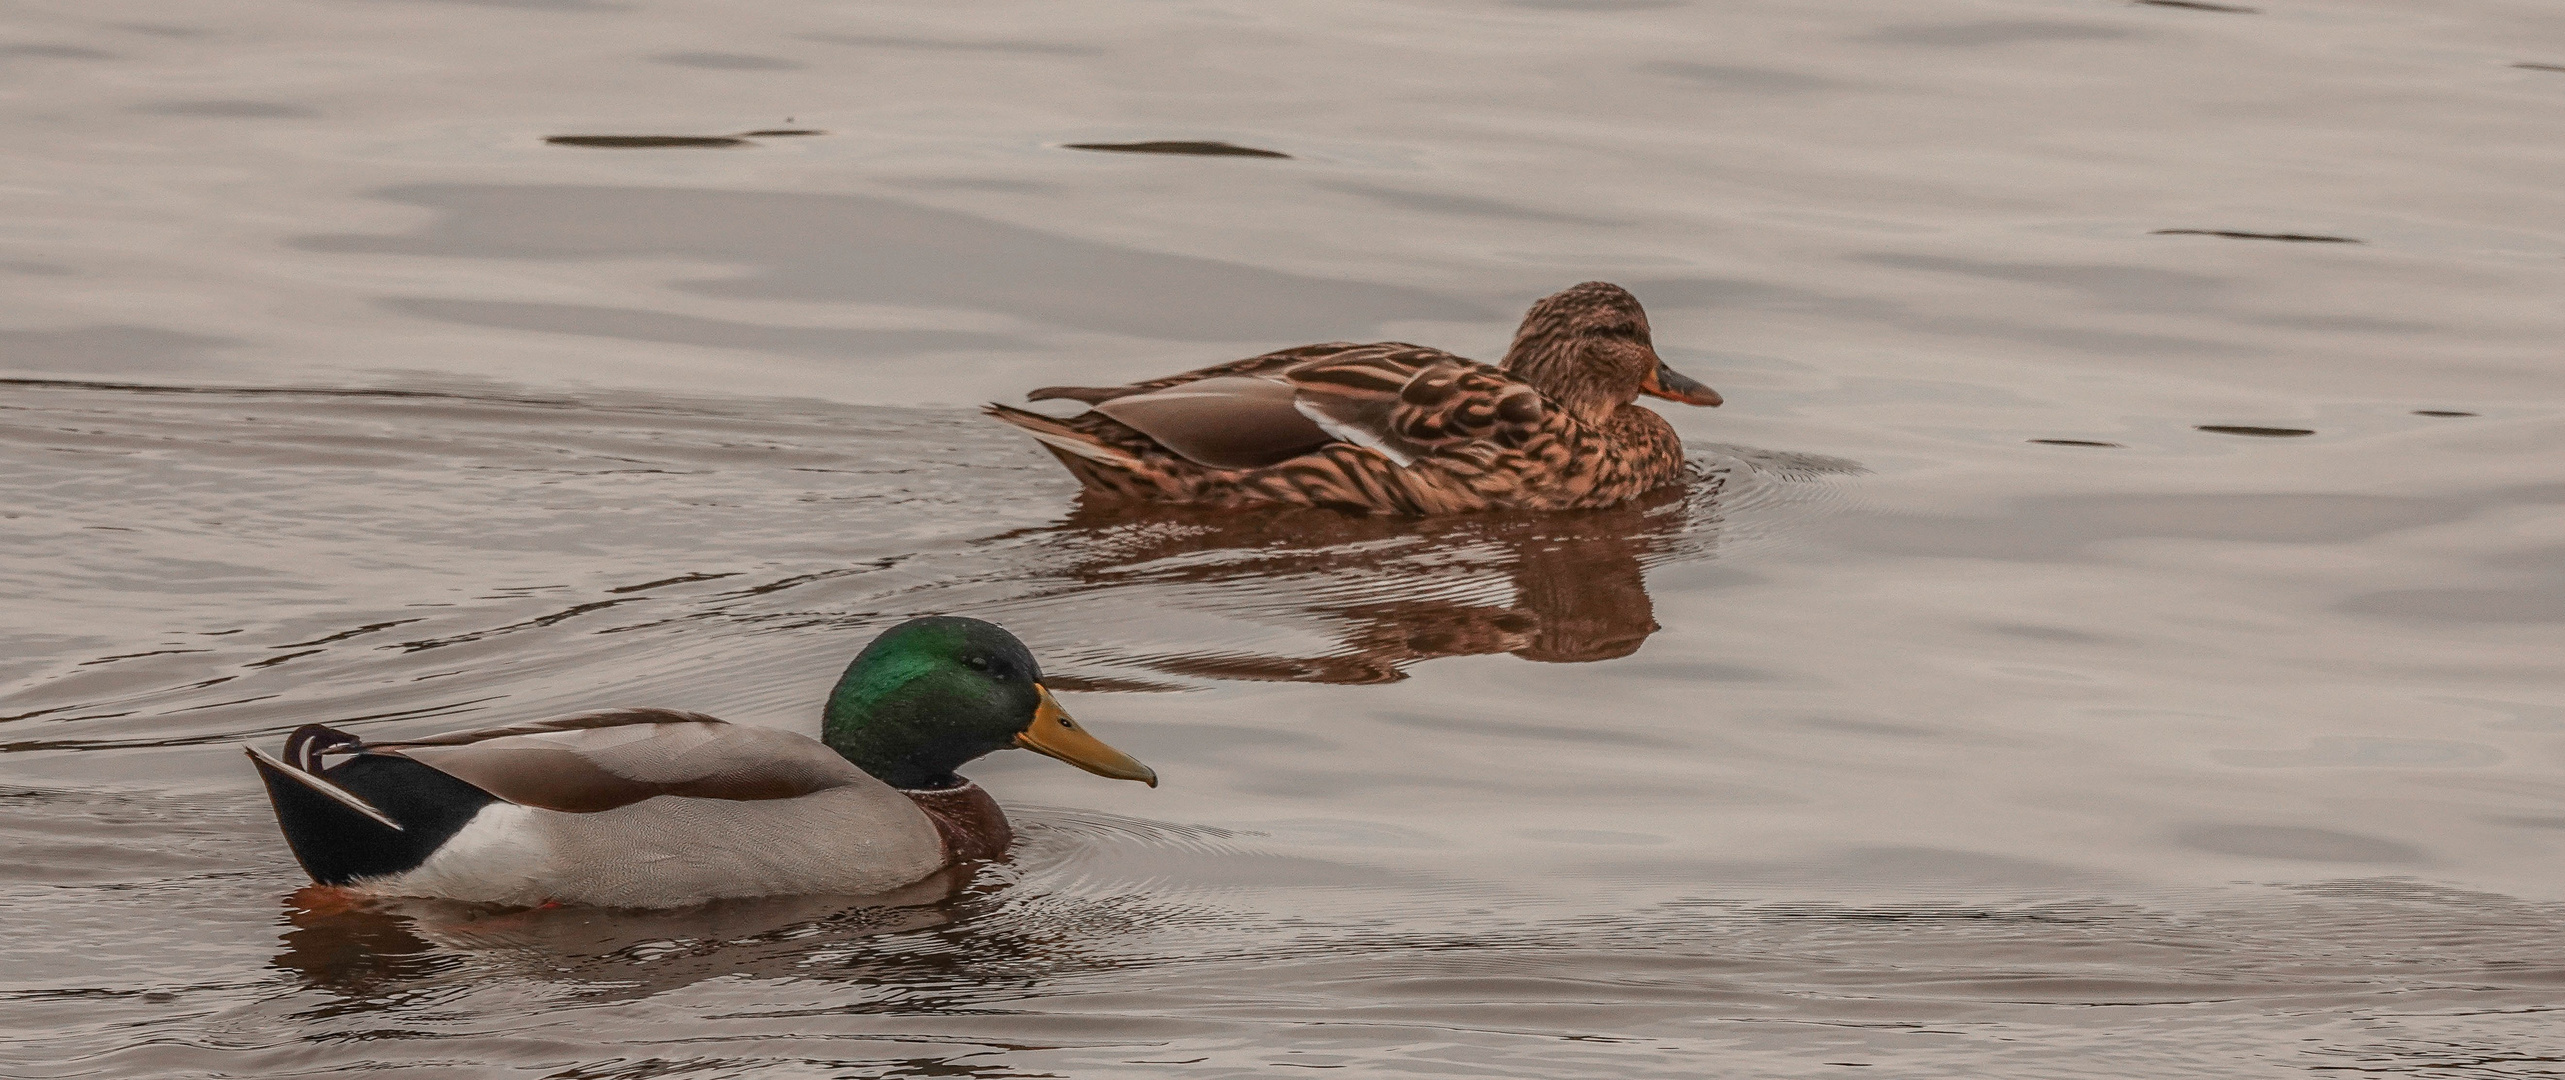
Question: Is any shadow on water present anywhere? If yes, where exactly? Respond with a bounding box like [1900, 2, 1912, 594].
[2196, 424, 2316, 437]
[2152, 228, 2361, 243]
[2133, 0, 2258, 12]
[544, 130, 826, 148]
[1061, 140, 1292, 158]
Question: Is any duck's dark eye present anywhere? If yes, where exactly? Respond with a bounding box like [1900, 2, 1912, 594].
[965, 656, 990, 671]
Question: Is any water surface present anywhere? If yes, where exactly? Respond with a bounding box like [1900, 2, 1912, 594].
[5, 0, 2565, 1076]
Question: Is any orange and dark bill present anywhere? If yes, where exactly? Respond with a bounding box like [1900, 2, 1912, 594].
[1641, 360, 1721, 406]
[1014, 685, 1159, 787]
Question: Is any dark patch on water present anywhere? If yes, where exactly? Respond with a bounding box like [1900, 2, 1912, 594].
[2153, 229, 2361, 243]
[2412, 410, 2477, 417]
[545, 135, 747, 148]
[2196, 425, 2314, 437]
[738, 128, 823, 137]
[2514, 62, 2565, 73]
[2028, 438, 2122, 447]
[606, 572, 743, 594]
[2134, 0, 2258, 12]
[1063, 140, 1291, 158]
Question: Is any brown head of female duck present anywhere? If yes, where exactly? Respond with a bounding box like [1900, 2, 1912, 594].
[1485, 281, 1724, 500]
[986, 280, 1724, 513]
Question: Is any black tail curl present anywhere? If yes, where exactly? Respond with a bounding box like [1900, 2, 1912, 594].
[282, 723, 363, 775]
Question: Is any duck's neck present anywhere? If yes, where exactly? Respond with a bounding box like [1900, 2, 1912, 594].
[1501, 340, 1628, 428]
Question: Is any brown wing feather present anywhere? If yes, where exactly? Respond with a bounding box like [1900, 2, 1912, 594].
[1027, 342, 1363, 404]
[1092, 376, 1333, 468]
[1288, 347, 1548, 465]
[358, 707, 721, 748]
[363, 710, 867, 813]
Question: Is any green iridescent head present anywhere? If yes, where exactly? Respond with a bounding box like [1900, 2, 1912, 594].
[820, 616, 1156, 791]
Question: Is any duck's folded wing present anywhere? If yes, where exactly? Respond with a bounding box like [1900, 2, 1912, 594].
[1286, 347, 1548, 467]
[1092, 376, 1336, 468]
[1035, 342, 1548, 471]
[1026, 342, 1363, 405]
[1032, 344, 1376, 468]
[358, 709, 870, 813]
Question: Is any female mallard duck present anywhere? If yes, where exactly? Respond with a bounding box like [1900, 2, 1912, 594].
[245, 617, 1155, 908]
[986, 281, 1721, 514]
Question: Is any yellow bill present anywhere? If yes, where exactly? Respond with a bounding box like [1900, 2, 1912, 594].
[1015, 685, 1158, 787]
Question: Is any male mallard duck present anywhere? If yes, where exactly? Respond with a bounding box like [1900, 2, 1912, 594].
[986, 281, 1721, 514]
[245, 617, 1155, 908]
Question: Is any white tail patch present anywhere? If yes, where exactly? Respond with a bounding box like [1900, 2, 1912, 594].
[244, 745, 405, 831]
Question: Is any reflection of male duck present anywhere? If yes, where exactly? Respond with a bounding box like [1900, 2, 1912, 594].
[1017, 486, 1716, 686]
[271, 878, 969, 1001]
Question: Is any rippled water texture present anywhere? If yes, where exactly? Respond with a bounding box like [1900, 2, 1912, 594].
[5, 1, 2565, 1077]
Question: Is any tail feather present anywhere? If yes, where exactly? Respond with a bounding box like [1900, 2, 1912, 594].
[1025, 385, 1132, 405]
[983, 403, 1142, 467]
[249, 726, 501, 886]
[245, 742, 403, 831]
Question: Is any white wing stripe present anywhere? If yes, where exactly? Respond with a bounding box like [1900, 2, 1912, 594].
[1294, 399, 1416, 467]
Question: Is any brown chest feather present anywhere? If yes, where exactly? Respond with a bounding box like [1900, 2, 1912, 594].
[902, 782, 1013, 862]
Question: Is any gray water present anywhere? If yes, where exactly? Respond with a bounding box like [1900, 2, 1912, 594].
[5, 0, 2565, 1076]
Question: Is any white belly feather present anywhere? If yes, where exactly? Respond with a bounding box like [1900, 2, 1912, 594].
[354, 784, 948, 908]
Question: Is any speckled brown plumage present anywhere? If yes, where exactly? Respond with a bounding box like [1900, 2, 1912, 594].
[986, 282, 1722, 514]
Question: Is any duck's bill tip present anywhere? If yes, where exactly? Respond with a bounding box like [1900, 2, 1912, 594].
[1018, 686, 1159, 787]
[1642, 363, 1722, 407]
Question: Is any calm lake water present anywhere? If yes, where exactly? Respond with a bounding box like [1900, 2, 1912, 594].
[5, 0, 2564, 1076]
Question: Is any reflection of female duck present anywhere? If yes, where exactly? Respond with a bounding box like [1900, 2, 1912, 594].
[1020, 489, 1709, 685]
[247, 618, 1154, 908]
[988, 282, 1720, 513]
